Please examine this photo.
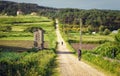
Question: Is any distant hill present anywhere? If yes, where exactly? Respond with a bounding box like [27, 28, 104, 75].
[0, 1, 120, 31]
[0, 0, 57, 15]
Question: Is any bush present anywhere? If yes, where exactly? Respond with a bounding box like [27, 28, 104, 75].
[118, 29, 120, 33]
[99, 25, 105, 32]
[82, 52, 120, 75]
[103, 29, 111, 35]
[24, 27, 43, 33]
[27, 48, 38, 52]
[0, 34, 7, 38]
[115, 33, 120, 42]
[87, 25, 94, 34]
[116, 53, 120, 60]
[0, 50, 56, 76]
[93, 42, 120, 59]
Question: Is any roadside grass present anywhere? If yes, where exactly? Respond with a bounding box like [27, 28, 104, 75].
[59, 23, 120, 76]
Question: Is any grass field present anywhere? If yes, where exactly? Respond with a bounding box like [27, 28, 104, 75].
[0, 15, 58, 76]
[0, 15, 56, 49]
[68, 32, 115, 43]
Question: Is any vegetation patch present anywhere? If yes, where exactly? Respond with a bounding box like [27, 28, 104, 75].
[0, 15, 58, 76]
[0, 50, 56, 76]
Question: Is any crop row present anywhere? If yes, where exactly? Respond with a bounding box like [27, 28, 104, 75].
[0, 16, 51, 24]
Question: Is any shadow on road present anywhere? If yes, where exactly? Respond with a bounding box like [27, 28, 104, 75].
[57, 51, 75, 54]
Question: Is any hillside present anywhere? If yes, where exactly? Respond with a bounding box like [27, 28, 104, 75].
[0, 1, 120, 31]
[0, 1, 57, 15]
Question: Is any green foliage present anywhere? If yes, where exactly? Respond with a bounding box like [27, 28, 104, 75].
[24, 26, 43, 33]
[0, 32, 32, 38]
[103, 29, 111, 35]
[82, 52, 120, 76]
[87, 25, 94, 34]
[99, 25, 105, 35]
[27, 47, 38, 52]
[115, 33, 120, 42]
[67, 32, 114, 44]
[0, 26, 12, 32]
[93, 42, 120, 59]
[0, 14, 57, 75]
[1, 1, 120, 31]
[0, 50, 56, 76]
[116, 53, 120, 60]
[118, 29, 120, 33]
[99, 25, 105, 32]
[0, 15, 53, 40]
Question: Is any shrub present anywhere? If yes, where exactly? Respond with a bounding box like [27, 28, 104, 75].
[103, 29, 111, 35]
[0, 50, 56, 76]
[82, 52, 120, 75]
[87, 25, 94, 34]
[116, 53, 120, 60]
[24, 27, 43, 33]
[93, 42, 120, 59]
[99, 25, 105, 32]
[115, 33, 120, 42]
[27, 48, 38, 52]
[118, 29, 120, 33]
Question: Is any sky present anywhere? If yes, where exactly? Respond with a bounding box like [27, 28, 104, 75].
[6, 0, 120, 10]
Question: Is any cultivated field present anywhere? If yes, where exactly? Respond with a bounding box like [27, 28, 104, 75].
[0, 15, 57, 76]
[59, 24, 120, 76]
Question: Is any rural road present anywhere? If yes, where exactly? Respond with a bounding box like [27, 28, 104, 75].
[55, 20, 105, 76]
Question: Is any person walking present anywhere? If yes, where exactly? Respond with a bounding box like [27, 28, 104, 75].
[61, 41, 63, 45]
[78, 49, 82, 61]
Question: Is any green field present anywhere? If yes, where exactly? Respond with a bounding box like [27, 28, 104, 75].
[67, 32, 115, 44]
[0, 15, 57, 76]
[59, 24, 120, 76]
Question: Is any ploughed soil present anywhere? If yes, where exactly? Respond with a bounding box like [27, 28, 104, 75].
[0, 40, 48, 52]
[71, 43, 99, 51]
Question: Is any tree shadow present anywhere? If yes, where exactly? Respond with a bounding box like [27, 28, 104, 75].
[56, 51, 75, 54]
[0, 45, 31, 52]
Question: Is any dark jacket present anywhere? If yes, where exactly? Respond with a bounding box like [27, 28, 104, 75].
[78, 49, 81, 56]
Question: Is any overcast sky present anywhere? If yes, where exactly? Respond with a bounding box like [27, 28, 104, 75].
[6, 0, 120, 10]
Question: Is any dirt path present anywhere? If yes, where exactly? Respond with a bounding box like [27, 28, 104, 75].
[56, 20, 105, 76]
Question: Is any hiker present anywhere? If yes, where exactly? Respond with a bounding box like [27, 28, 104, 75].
[78, 49, 82, 61]
[61, 41, 63, 45]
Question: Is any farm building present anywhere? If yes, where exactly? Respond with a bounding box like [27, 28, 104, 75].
[17, 9, 23, 15]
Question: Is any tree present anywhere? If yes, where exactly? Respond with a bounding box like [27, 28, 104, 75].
[87, 25, 94, 34]
[99, 25, 105, 32]
[103, 28, 111, 35]
[99, 25, 105, 35]
[118, 29, 120, 33]
[115, 29, 120, 42]
[115, 33, 120, 42]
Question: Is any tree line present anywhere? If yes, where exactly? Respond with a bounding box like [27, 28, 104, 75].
[0, 1, 120, 31]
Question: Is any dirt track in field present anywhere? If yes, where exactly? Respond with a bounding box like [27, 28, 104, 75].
[71, 43, 99, 51]
[0, 40, 48, 52]
[56, 21, 105, 76]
